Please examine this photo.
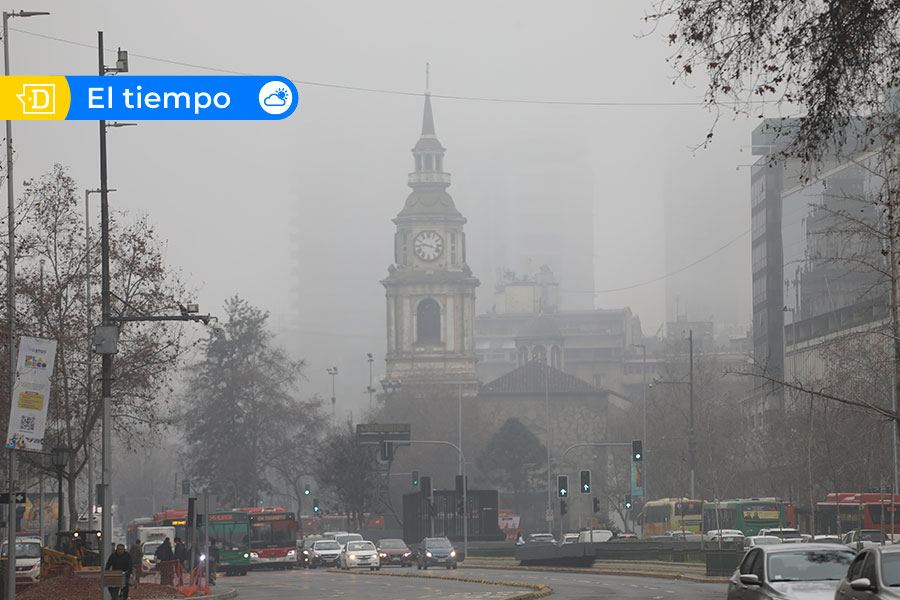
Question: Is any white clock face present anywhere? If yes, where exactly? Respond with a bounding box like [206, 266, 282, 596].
[413, 230, 443, 261]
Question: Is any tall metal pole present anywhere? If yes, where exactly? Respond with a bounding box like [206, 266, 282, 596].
[85, 189, 93, 532]
[544, 364, 552, 535]
[4, 12, 18, 598]
[458, 383, 463, 474]
[689, 330, 695, 499]
[98, 30, 114, 597]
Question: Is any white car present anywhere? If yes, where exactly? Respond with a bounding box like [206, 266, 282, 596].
[141, 541, 161, 573]
[340, 540, 380, 571]
[1, 537, 42, 584]
[334, 533, 363, 550]
[743, 535, 783, 548]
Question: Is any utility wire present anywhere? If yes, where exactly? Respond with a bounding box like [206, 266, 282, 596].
[563, 228, 751, 294]
[13, 26, 736, 108]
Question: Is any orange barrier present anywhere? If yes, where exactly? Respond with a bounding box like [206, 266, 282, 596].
[175, 560, 212, 597]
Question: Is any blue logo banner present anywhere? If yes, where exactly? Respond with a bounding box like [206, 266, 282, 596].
[63, 75, 298, 120]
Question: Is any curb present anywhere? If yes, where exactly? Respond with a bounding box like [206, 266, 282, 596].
[459, 563, 729, 584]
[172, 587, 238, 599]
[329, 567, 552, 599]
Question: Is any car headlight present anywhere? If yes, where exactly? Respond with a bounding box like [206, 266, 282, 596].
[243, 553, 250, 559]
[450, 550, 456, 557]
[302, 550, 309, 555]
[287, 550, 296, 557]
[402, 552, 411, 557]
[251, 552, 259, 558]
[425, 551, 432, 558]
[349, 554, 356, 560]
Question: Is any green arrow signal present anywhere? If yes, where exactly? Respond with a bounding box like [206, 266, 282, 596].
[560, 489, 567, 496]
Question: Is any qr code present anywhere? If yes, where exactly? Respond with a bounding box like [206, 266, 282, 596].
[19, 415, 35, 432]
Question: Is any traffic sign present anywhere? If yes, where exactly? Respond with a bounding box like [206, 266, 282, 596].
[546, 508, 553, 521]
[356, 423, 411, 445]
[0, 492, 26, 503]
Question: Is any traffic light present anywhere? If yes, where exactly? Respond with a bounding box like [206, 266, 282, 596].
[455, 475, 467, 496]
[421, 476, 432, 498]
[632, 440, 643, 462]
[313, 498, 320, 513]
[557, 475, 569, 498]
[593, 497, 601, 513]
[560, 499, 568, 516]
[580, 470, 591, 494]
[182, 479, 190, 495]
[304, 484, 310, 496]
[412, 470, 419, 487]
[624, 494, 633, 510]
[456, 497, 465, 516]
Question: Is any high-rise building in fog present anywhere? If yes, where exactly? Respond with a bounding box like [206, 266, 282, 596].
[468, 146, 595, 312]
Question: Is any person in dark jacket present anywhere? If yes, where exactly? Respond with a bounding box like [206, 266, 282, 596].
[128, 540, 143, 589]
[174, 537, 188, 569]
[154, 537, 175, 586]
[104, 543, 133, 600]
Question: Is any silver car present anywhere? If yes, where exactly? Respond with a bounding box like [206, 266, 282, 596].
[727, 543, 854, 599]
[834, 544, 900, 599]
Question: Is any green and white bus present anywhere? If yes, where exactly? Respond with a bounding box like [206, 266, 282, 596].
[702, 498, 795, 536]
[207, 511, 251, 576]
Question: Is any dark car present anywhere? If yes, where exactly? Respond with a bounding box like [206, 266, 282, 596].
[298, 536, 323, 568]
[834, 544, 900, 599]
[727, 543, 855, 599]
[376, 538, 413, 567]
[416, 537, 457, 570]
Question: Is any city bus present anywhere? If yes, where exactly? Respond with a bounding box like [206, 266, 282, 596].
[702, 499, 795, 536]
[206, 511, 251, 576]
[235, 507, 298, 569]
[152, 509, 188, 542]
[125, 517, 154, 547]
[816, 493, 900, 535]
[640, 498, 703, 538]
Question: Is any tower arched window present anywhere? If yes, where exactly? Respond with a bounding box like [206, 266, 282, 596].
[551, 345, 562, 369]
[416, 298, 441, 344]
[532, 345, 547, 363]
[424, 155, 434, 171]
[518, 346, 528, 367]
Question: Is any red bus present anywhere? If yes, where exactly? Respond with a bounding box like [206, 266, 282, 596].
[152, 509, 188, 542]
[816, 493, 900, 535]
[235, 507, 298, 569]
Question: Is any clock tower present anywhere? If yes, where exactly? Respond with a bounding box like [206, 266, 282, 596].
[382, 90, 479, 390]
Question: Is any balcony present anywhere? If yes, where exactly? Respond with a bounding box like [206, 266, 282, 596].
[408, 171, 451, 186]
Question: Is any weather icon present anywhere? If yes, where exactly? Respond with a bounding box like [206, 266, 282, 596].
[259, 81, 295, 115]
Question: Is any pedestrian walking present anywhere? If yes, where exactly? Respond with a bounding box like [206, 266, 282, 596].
[155, 537, 175, 586]
[128, 540, 143, 589]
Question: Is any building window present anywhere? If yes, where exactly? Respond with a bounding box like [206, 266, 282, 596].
[416, 298, 441, 343]
[518, 346, 528, 366]
[436, 155, 443, 171]
[532, 345, 547, 363]
[424, 155, 434, 171]
[451, 233, 457, 265]
[416, 155, 422, 171]
[551, 345, 562, 369]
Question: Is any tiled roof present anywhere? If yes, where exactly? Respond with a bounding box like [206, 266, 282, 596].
[480, 360, 601, 395]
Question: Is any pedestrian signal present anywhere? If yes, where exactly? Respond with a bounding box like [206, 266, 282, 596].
[624, 494, 633, 510]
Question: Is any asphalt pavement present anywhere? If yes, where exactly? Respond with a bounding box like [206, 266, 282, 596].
[216, 565, 729, 599]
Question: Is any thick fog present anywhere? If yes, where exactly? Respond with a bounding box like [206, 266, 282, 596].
[9, 0, 751, 420]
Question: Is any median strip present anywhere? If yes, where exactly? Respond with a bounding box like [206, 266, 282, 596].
[328, 568, 552, 599]
[458, 562, 729, 584]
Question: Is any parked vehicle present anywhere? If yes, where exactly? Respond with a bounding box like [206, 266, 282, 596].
[835, 544, 900, 599]
[415, 537, 457, 570]
[1, 537, 42, 584]
[726, 543, 854, 599]
[376, 538, 413, 567]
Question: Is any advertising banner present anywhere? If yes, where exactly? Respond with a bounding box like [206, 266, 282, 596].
[5, 336, 58, 452]
[631, 460, 644, 497]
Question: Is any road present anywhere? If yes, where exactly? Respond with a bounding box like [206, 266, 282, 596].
[218, 566, 729, 599]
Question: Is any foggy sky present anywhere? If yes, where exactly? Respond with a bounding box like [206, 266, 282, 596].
[12, 1, 753, 420]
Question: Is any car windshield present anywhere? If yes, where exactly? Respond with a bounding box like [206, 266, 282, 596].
[347, 541, 374, 551]
[315, 541, 340, 551]
[881, 553, 900, 587]
[335, 534, 362, 545]
[859, 530, 885, 542]
[530, 534, 553, 541]
[754, 537, 781, 545]
[1, 542, 41, 559]
[426, 539, 452, 549]
[379, 540, 407, 550]
[143, 542, 160, 556]
[766, 550, 854, 582]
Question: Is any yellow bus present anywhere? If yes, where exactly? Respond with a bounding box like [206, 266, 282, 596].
[640, 498, 704, 538]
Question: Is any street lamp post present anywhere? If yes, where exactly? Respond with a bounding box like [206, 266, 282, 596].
[3, 11, 50, 600]
[51, 445, 70, 534]
[366, 354, 375, 412]
[96, 31, 128, 596]
[327, 367, 338, 426]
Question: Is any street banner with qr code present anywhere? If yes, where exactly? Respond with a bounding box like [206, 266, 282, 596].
[6, 336, 57, 452]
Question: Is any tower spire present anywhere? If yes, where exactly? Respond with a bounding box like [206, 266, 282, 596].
[422, 64, 435, 136]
